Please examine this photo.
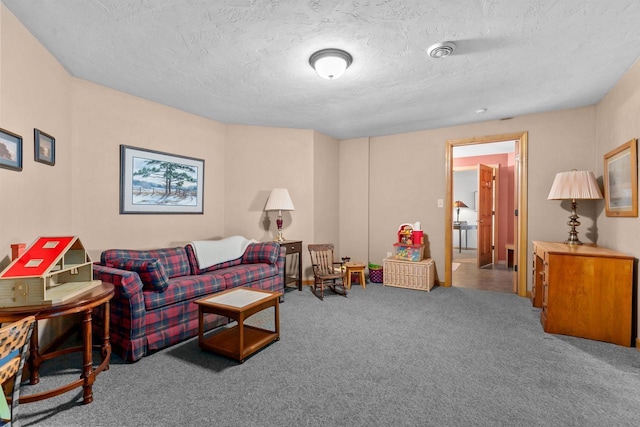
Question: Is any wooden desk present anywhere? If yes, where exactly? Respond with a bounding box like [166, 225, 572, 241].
[453, 222, 477, 253]
[0, 283, 113, 404]
[278, 240, 302, 291]
[532, 241, 633, 346]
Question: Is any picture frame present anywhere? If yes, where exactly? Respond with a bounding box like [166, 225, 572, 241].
[34, 128, 56, 166]
[604, 138, 638, 217]
[120, 145, 204, 214]
[0, 128, 23, 171]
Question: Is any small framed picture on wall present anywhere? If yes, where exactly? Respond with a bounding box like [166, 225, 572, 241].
[0, 128, 23, 171]
[34, 129, 56, 166]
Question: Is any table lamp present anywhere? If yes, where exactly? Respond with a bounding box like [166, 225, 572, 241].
[265, 188, 295, 242]
[453, 200, 468, 223]
[547, 170, 603, 245]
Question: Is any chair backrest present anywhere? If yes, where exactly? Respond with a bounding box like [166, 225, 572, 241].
[0, 316, 36, 426]
[308, 244, 337, 276]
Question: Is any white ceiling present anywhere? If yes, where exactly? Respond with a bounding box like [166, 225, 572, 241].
[3, 1, 640, 140]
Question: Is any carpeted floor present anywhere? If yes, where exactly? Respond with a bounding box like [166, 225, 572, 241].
[14, 284, 640, 426]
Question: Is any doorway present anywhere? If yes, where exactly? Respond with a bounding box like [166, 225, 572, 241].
[453, 161, 510, 291]
[444, 132, 529, 297]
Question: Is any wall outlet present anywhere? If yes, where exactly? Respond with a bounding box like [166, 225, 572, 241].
[386, 252, 392, 258]
[437, 198, 444, 208]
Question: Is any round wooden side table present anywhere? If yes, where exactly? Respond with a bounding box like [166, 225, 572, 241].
[0, 282, 114, 404]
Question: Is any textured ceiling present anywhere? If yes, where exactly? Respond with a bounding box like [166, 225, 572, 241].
[3, 0, 640, 140]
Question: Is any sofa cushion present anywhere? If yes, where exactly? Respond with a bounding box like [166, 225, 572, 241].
[101, 247, 190, 279]
[242, 242, 279, 265]
[143, 274, 225, 311]
[212, 263, 279, 290]
[107, 258, 170, 292]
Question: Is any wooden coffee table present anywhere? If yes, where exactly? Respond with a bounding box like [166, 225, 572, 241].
[195, 287, 282, 363]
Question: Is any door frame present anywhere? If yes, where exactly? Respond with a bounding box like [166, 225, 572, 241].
[445, 131, 528, 297]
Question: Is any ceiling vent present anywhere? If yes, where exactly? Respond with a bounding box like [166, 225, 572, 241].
[427, 41, 456, 58]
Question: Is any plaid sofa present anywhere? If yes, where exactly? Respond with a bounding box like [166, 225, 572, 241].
[92, 242, 285, 362]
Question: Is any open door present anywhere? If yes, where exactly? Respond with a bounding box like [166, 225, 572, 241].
[477, 164, 494, 268]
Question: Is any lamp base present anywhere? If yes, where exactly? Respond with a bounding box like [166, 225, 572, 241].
[564, 199, 583, 245]
[274, 215, 286, 242]
[564, 237, 583, 245]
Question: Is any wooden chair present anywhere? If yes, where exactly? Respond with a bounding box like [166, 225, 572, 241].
[308, 244, 347, 300]
[1, 316, 36, 427]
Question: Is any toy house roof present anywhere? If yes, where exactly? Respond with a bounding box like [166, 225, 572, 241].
[0, 236, 90, 279]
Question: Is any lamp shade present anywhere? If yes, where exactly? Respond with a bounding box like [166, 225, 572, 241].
[453, 200, 468, 208]
[547, 170, 603, 200]
[265, 188, 295, 211]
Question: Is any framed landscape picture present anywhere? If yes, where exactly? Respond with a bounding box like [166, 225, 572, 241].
[604, 138, 638, 217]
[0, 128, 23, 171]
[120, 145, 204, 214]
[34, 128, 56, 166]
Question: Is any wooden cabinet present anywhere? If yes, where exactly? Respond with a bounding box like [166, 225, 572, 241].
[532, 241, 634, 346]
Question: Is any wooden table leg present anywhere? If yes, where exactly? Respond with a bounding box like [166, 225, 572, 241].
[81, 308, 94, 404]
[274, 299, 280, 339]
[359, 269, 366, 289]
[101, 301, 111, 369]
[28, 321, 40, 385]
[238, 312, 245, 363]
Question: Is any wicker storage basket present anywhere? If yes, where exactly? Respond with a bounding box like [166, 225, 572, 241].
[369, 267, 383, 283]
[383, 257, 435, 291]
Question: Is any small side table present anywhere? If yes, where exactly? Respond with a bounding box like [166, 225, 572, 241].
[278, 240, 303, 291]
[344, 262, 366, 290]
[195, 287, 282, 363]
[0, 282, 114, 404]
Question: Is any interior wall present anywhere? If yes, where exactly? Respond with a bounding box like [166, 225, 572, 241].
[70, 79, 227, 257]
[224, 124, 312, 241]
[312, 130, 340, 256]
[339, 137, 370, 266]
[0, 6, 228, 262]
[0, 6, 72, 267]
[362, 107, 597, 287]
[594, 57, 640, 341]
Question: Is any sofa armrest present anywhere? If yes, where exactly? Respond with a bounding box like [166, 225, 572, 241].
[241, 242, 280, 265]
[93, 263, 149, 362]
[93, 263, 144, 299]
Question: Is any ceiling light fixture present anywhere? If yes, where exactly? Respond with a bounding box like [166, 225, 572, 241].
[427, 41, 456, 58]
[309, 48, 353, 80]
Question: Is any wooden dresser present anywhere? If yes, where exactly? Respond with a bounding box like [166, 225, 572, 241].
[532, 241, 634, 347]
